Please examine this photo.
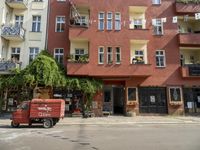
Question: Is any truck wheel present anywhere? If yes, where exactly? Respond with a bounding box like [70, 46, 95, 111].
[43, 119, 52, 128]
[11, 121, 19, 128]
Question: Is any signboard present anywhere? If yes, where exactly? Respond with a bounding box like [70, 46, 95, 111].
[150, 96, 156, 103]
[197, 96, 200, 103]
[187, 102, 193, 109]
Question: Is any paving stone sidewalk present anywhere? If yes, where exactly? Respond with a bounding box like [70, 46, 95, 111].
[0, 113, 200, 125]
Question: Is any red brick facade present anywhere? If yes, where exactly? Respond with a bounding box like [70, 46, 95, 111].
[48, 0, 200, 116]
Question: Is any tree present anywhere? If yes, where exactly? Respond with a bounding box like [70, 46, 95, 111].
[0, 50, 103, 115]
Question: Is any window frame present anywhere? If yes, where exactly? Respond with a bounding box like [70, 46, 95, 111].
[55, 16, 65, 32]
[29, 47, 39, 63]
[115, 47, 121, 64]
[11, 47, 20, 61]
[32, 16, 41, 32]
[115, 12, 121, 31]
[54, 48, 64, 64]
[153, 18, 164, 35]
[107, 47, 113, 64]
[127, 87, 138, 102]
[156, 50, 166, 68]
[98, 12, 105, 31]
[107, 12, 113, 30]
[98, 46, 104, 64]
[152, 0, 161, 5]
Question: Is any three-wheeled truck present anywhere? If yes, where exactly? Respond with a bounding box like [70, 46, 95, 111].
[10, 99, 65, 128]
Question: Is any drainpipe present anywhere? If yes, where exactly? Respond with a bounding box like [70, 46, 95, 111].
[45, 0, 50, 50]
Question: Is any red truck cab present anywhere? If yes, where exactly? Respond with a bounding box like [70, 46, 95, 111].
[11, 99, 65, 128]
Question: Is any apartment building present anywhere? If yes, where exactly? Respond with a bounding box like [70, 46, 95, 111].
[0, 0, 49, 73]
[48, 0, 200, 116]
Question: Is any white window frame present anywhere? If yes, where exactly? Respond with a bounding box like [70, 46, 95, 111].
[156, 50, 166, 67]
[29, 47, 39, 63]
[32, 16, 41, 32]
[115, 47, 121, 64]
[153, 18, 163, 35]
[107, 12, 113, 30]
[15, 15, 24, 27]
[168, 87, 183, 102]
[54, 48, 64, 64]
[115, 12, 121, 30]
[152, 0, 161, 5]
[55, 16, 65, 32]
[107, 47, 113, 64]
[98, 46, 104, 64]
[11, 47, 20, 61]
[74, 48, 85, 61]
[98, 12, 104, 31]
[134, 19, 143, 29]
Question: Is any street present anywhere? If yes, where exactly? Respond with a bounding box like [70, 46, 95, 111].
[0, 123, 200, 150]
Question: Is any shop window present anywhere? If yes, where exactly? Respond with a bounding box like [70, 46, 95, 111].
[169, 87, 182, 102]
[128, 87, 137, 101]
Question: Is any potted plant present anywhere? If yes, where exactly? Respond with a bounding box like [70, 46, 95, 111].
[67, 54, 74, 62]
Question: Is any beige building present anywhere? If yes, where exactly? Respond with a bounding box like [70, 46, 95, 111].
[0, 0, 49, 72]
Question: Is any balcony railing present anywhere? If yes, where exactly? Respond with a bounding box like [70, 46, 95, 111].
[1, 25, 25, 41]
[6, 0, 28, 9]
[188, 64, 200, 76]
[0, 61, 22, 74]
[181, 64, 200, 77]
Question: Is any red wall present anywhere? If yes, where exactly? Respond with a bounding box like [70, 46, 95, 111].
[49, 0, 200, 87]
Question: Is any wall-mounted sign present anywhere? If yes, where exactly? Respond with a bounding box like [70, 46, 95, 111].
[150, 96, 156, 103]
[197, 96, 200, 103]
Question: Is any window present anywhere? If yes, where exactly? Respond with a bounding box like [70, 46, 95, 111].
[75, 49, 84, 61]
[33, 0, 43, 2]
[152, 0, 161, 5]
[75, 16, 87, 26]
[32, 16, 41, 32]
[107, 12, 113, 30]
[98, 47, 104, 64]
[54, 48, 64, 63]
[134, 19, 142, 29]
[15, 15, 23, 27]
[104, 90, 111, 102]
[98, 12, 104, 30]
[153, 18, 163, 35]
[169, 87, 181, 102]
[56, 16, 65, 32]
[11, 48, 20, 61]
[107, 47, 113, 64]
[132, 50, 144, 64]
[156, 50, 166, 67]
[29, 47, 39, 63]
[115, 13, 121, 30]
[128, 88, 137, 101]
[116, 47, 121, 64]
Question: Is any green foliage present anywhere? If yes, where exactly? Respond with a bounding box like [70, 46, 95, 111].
[176, 0, 200, 4]
[0, 50, 103, 110]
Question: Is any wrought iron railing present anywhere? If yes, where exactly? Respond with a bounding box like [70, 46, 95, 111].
[1, 25, 25, 39]
[188, 64, 200, 76]
[0, 60, 22, 72]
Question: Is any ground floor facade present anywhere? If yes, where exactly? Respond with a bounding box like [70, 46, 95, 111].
[1, 80, 200, 117]
[90, 80, 200, 117]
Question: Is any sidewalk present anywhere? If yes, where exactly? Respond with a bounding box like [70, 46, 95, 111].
[1, 114, 200, 125]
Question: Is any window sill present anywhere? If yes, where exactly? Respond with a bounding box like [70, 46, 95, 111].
[152, 4, 161, 6]
[129, 28, 149, 31]
[156, 66, 166, 69]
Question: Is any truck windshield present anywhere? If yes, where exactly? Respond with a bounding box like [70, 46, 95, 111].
[17, 103, 28, 110]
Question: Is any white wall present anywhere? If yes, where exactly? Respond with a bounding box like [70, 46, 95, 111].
[0, 0, 49, 68]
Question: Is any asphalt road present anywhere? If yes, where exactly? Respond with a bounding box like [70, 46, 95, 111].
[0, 124, 200, 150]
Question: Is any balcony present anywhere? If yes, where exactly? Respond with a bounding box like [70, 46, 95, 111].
[67, 63, 152, 77]
[0, 61, 22, 74]
[176, 2, 200, 13]
[181, 65, 200, 78]
[179, 33, 200, 45]
[6, 0, 28, 9]
[1, 25, 25, 41]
